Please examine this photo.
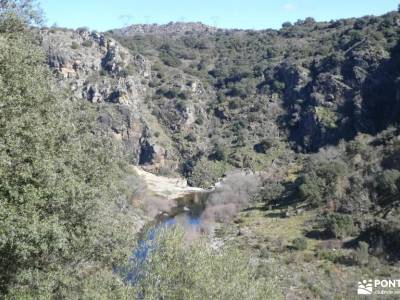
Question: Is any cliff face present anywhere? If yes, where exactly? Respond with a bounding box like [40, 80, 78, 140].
[40, 12, 400, 178]
[40, 28, 179, 171]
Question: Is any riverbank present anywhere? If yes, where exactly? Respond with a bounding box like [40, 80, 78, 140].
[132, 166, 206, 200]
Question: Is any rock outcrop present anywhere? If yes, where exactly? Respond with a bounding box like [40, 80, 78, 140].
[41, 28, 173, 167]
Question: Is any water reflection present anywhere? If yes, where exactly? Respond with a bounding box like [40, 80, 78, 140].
[124, 191, 209, 284]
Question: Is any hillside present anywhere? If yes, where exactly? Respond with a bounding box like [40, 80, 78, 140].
[35, 12, 400, 298]
[40, 12, 400, 185]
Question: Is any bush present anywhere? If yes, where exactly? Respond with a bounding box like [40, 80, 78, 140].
[254, 138, 275, 153]
[346, 140, 367, 156]
[125, 226, 280, 300]
[261, 181, 285, 205]
[71, 41, 79, 49]
[298, 161, 347, 207]
[362, 216, 400, 260]
[119, 64, 135, 77]
[195, 116, 204, 125]
[82, 40, 93, 47]
[282, 22, 292, 28]
[185, 132, 197, 142]
[188, 158, 230, 187]
[353, 241, 369, 266]
[292, 237, 308, 251]
[175, 100, 187, 111]
[211, 143, 228, 161]
[375, 169, 400, 201]
[322, 213, 355, 238]
[159, 51, 182, 67]
[298, 174, 326, 206]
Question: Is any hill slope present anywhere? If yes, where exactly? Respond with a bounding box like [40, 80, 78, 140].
[41, 12, 400, 186]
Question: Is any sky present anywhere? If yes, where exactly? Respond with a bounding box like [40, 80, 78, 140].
[39, 0, 399, 31]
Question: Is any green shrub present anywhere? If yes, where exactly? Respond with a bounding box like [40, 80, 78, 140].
[254, 138, 275, 153]
[315, 106, 338, 129]
[188, 158, 230, 187]
[211, 143, 228, 161]
[346, 140, 367, 155]
[322, 213, 355, 238]
[175, 99, 187, 111]
[195, 116, 204, 125]
[119, 64, 135, 77]
[272, 81, 285, 92]
[126, 226, 281, 300]
[71, 41, 79, 49]
[298, 161, 347, 207]
[261, 181, 285, 205]
[185, 132, 197, 142]
[298, 174, 326, 206]
[375, 169, 400, 201]
[159, 51, 182, 67]
[353, 241, 369, 266]
[292, 237, 308, 250]
[81, 40, 93, 47]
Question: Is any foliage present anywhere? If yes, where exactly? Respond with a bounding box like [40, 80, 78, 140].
[82, 39, 93, 47]
[321, 213, 355, 239]
[261, 181, 285, 205]
[375, 169, 400, 202]
[254, 138, 275, 154]
[70, 41, 79, 49]
[188, 158, 231, 187]
[353, 241, 369, 266]
[292, 237, 308, 251]
[210, 143, 228, 161]
[0, 0, 42, 33]
[298, 161, 347, 207]
[0, 5, 139, 297]
[127, 226, 281, 300]
[159, 51, 182, 67]
[315, 106, 338, 129]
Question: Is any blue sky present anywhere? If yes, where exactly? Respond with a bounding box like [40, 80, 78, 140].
[39, 0, 399, 31]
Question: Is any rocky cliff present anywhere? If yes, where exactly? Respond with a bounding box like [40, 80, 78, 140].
[41, 28, 180, 171]
[40, 11, 400, 181]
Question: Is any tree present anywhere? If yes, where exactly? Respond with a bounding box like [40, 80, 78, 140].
[322, 213, 355, 238]
[0, 4, 138, 297]
[211, 143, 228, 161]
[375, 169, 400, 205]
[298, 161, 347, 207]
[0, 0, 43, 32]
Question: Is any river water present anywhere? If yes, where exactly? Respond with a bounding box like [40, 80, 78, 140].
[124, 190, 211, 284]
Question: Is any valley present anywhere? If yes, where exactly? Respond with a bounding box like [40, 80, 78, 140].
[1, 1, 400, 298]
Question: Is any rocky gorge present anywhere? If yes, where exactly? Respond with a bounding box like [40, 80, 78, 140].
[33, 11, 400, 298]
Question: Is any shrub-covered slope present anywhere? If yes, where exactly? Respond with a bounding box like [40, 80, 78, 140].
[41, 12, 400, 187]
[109, 13, 400, 182]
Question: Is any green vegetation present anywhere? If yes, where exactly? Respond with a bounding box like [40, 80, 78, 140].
[315, 106, 338, 129]
[188, 158, 231, 187]
[82, 39, 93, 47]
[292, 237, 308, 250]
[3, 1, 400, 298]
[298, 161, 347, 207]
[0, 2, 139, 297]
[159, 50, 182, 67]
[321, 213, 355, 238]
[71, 41, 79, 49]
[127, 226, 281, 300]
